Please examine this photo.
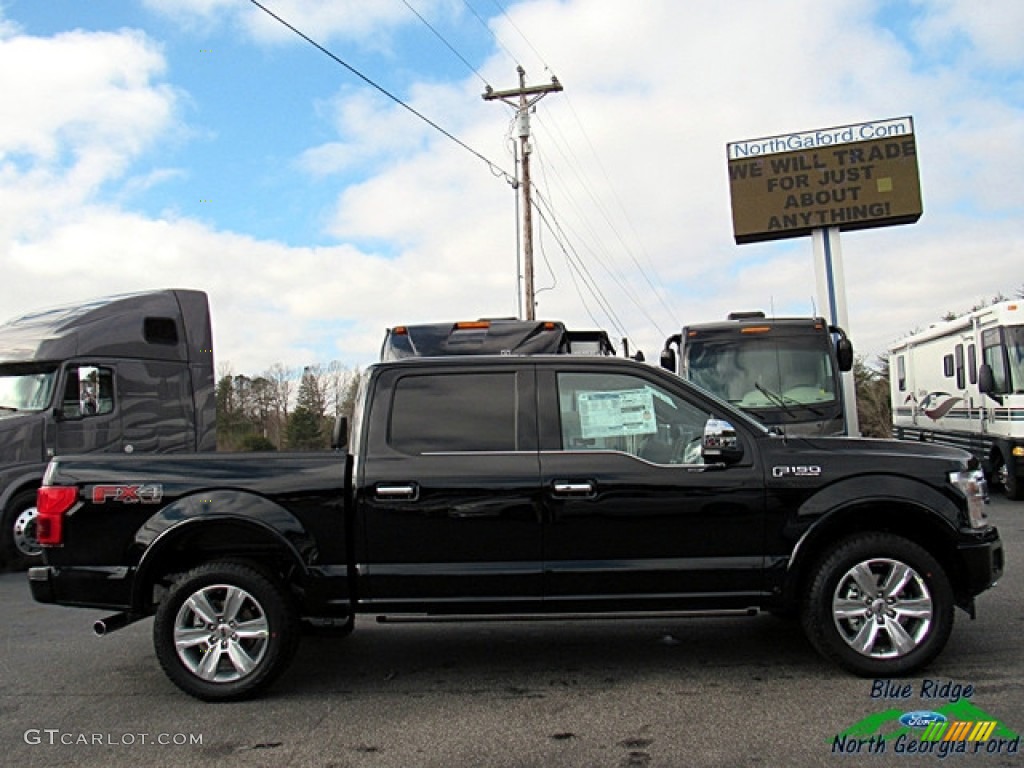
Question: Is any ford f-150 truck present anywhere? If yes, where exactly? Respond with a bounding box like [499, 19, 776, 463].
[29, 355, 1003, 701]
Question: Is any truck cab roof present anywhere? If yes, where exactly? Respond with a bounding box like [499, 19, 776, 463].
[381, 319, 616, 360]
[0, 289, 211, 363]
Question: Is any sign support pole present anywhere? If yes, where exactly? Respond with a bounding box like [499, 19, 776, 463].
[813, 227, 860, 435]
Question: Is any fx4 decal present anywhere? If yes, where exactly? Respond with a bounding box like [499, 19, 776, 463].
[92, 484, 164, 504]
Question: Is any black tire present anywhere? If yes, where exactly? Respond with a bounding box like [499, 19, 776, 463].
[801, 532, 953, 677]
[153, 561, 300, 701]
[1, 489, 44, 571]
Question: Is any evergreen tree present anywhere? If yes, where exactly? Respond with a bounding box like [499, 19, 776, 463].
[286, 368, 328, 450]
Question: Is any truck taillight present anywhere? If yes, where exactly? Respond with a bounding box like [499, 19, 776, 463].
[36, 486, 78, 546]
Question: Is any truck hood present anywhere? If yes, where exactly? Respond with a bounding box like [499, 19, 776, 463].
[780, 435, 974, 468]
[0, 410, 46, 467]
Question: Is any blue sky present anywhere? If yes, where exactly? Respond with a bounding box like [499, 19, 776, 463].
[1, 0, 1022, 375]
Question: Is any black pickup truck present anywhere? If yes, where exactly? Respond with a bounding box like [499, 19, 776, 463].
[29, 356, 1003, 700]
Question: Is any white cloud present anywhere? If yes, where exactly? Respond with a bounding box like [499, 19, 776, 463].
[0, 26, 178, 249]
[0, 29, 173, 162]
[912, 0, 1024, 68]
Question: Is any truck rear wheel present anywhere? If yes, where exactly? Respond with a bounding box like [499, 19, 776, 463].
[153, 561, 299, 701]
[1, 489, 44, 570]
[801, 533, 953, 676]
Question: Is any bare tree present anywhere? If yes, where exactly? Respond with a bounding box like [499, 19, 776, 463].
[263, 363, 297, 447]
[320, 360, 358, 419]
[855, 355, 892, 438]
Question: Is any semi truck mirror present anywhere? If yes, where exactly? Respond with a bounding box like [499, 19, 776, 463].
[836, 338, 854, 372]
[978, 363, 994, 393]
[660, 348, 676, 372]
[977, 364, 1002, 404]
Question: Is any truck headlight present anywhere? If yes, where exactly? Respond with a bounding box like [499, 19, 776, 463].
[948, 469, 989, 528]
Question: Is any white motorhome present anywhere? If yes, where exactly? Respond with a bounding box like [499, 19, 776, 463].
[889, 300, 1024, 499]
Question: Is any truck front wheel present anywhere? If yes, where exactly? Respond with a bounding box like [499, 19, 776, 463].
[801, 533, 953, 676]
[153, 561, 299, 701]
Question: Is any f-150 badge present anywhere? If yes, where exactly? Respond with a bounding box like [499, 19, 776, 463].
[772, 466, 822, 478]
[92, 484, 164, 504]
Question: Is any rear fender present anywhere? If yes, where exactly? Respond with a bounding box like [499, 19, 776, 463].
[131, 490, 316, 610]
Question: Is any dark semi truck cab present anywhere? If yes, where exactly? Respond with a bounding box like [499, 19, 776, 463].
[30, 356, 1003, 700]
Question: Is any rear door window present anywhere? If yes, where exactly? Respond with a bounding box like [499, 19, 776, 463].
[390, 372, 518, 454]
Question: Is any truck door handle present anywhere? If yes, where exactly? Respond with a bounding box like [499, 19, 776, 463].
[552, 481, 595, 497]
[375, 483, 419, 500]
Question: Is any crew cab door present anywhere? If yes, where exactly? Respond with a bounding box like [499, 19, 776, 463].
[356, 365, 543, 611]
[538, 365, 767, 611]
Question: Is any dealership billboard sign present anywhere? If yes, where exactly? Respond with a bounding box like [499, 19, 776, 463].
[727, 116, 922, 244]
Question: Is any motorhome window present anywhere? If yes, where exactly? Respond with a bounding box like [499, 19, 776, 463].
[144, 317, 179, 345]
[942, 354, 954, 378]
[968, 345, 977, 385]
[981, 329, 1009, 395]
[389, 372, 517, 454]
[0, 364, 58, 412]
[556, 372, 708, 464]
[896, 355, 907, 392]
[62, 365, 114, 418]
[955, 344, 965, 390]
[1005, 326, 1024, 393]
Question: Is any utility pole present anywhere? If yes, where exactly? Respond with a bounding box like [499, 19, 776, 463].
[483, 67, 562, 320]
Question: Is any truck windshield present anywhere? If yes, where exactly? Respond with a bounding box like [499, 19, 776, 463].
[684, 336, 839, 411]
[0, 364, 59, 412]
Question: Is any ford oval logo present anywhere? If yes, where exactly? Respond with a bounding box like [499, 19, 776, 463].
[900, 711, 947, 728]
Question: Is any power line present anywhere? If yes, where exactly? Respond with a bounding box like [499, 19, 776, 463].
[486, 0, 554, 75]
[400, 0, 490, 87]
[533, 107, 679, 332]
[471, 3, 678, 335]
[554, 95, 682, 328]
[248, 0, 513, 183]
[531, 132, 665, 337]
[532, 187, 629, 338]
[461, 0, 520, 67]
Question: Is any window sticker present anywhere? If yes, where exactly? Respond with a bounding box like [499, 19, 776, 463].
[577, 388, 657, 439]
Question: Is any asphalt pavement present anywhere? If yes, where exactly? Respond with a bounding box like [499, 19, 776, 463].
[1, 497, 1021, 768]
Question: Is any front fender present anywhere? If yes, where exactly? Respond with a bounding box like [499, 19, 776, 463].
[793, 474, 962, 530]
[781, 474, 965, 604]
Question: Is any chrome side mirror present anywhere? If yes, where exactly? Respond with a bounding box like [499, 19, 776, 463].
[702, 418, 743, 465]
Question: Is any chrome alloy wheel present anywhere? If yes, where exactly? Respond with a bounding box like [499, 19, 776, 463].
[831, 557, 933, 659]
[13, 505, 41, 557]
[173, 584, 270, 682]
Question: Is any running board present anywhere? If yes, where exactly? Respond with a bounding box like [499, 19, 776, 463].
[376, 608, 759, 624]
